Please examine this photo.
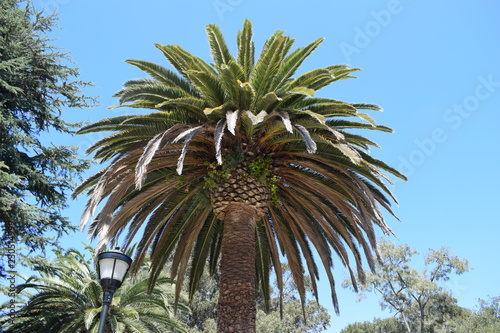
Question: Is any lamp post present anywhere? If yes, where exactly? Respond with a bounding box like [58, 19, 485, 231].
[96, 249, 132, 333]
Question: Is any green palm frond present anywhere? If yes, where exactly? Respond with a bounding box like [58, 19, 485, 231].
[251, 30, 293, 103]
[117, 77, 189, 98]
[155, 44, 215, 78]
[217, 60, 245, 104]
[271, 37, 324, 90]
[184, 69, 225, 107]
[236, 19, 255, 81]
[77, 115, 136, 134]
[206, 23, 234, 67]
[124, 59, 198, 96]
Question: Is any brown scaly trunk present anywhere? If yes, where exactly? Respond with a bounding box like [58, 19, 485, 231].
[217, 202, 258, 333]
[208, 157, 271, 332]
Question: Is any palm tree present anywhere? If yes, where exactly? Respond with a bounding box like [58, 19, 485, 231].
[0, 247, 188, 332]
[75, 20, 405, 332]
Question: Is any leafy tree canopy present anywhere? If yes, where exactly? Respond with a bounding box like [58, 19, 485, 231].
[341, 297, 500, 333]
[343, 239, 469, 333]
[340, 317, 406, 333]
[0, 0, 94, 276]
[444, 296, 500, 333]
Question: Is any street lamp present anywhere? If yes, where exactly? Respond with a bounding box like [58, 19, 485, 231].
[96, 249, 132, 333]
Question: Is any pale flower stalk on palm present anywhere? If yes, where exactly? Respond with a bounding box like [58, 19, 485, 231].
[75, 20, 406, 333]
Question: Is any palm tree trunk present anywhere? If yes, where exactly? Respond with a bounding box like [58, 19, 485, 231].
[217, 202, 257, 333]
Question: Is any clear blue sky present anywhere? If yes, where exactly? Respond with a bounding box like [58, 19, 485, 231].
[31, 0, 500, 331]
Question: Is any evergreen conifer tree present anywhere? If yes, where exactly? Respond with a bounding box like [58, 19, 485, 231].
[0, 0, 94, 276]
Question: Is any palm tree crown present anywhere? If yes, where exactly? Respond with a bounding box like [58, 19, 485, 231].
[75, 19, 405, 331]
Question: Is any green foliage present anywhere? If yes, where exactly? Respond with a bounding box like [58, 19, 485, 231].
[267, 175, 280, 204]
[0, 0, 94, 276]
[441, 296, 500, 333]
[255, 264, 330, 333]
[0, 247, 188, 332]
[204, 161, 231, 189]
[343, 240, 470, 332]
[256, 297, 330, 333]
[341, 297, 500, 333]
[341, 317, 406, 333]
[182, 265, 219, 332]
[183, 264, 330, 333]
[246, 155, 272, 180]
